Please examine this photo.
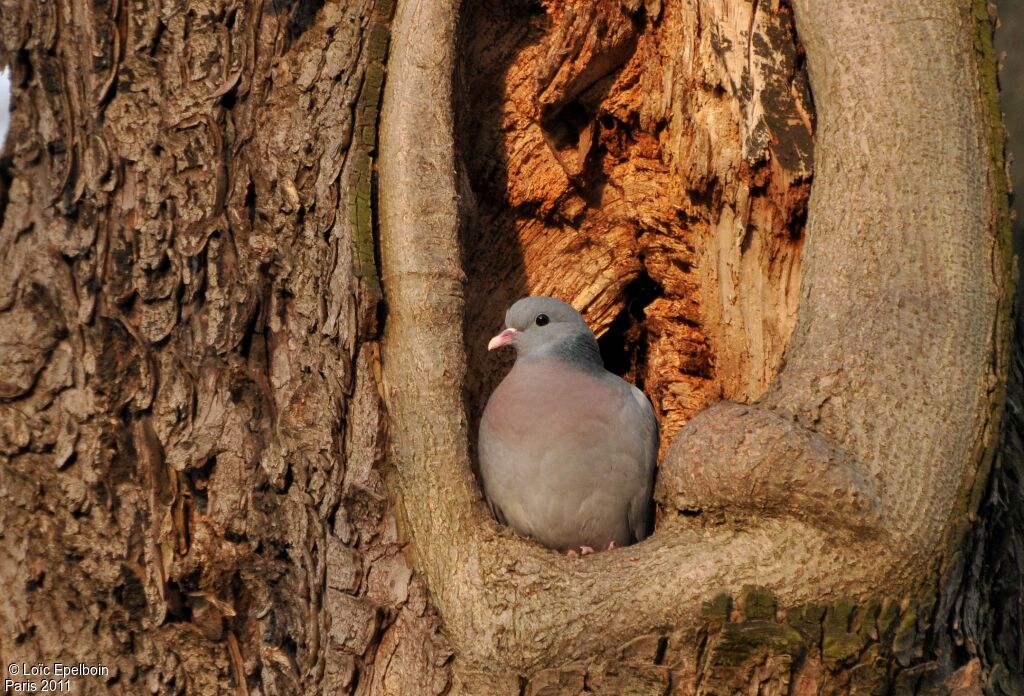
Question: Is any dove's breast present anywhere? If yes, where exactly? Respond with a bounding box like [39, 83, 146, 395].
[478, 357, 655, 551]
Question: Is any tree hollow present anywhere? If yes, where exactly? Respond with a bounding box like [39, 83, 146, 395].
[378, 0, 1011, 678]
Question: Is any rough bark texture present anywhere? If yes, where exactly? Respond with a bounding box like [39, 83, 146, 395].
[0, 0, 452, 693]
[0, 0, 1019, 695]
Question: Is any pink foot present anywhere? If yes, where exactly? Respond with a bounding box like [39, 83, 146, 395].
[566, 548, 579, 558]
[580, 546, 595, 556]
[606, 541, 616, 551]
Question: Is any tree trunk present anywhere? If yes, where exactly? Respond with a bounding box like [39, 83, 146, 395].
[0, 0, 451, 693]
[0, 1, 1018, 695]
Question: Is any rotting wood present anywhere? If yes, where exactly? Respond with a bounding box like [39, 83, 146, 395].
[458, 0, 813, 451]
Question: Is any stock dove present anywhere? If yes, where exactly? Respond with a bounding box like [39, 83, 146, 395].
[479, 296, 658, 554]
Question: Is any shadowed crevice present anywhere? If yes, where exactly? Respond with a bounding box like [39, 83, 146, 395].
[597, 269, 661, 386]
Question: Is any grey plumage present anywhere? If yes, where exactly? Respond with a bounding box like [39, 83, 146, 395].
[478, 296, 658, 552]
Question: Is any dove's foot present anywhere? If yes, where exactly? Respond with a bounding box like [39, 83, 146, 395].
[606, 541, 616, 551]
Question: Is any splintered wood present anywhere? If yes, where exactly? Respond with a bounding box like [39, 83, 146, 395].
[458, 0, 813, 446]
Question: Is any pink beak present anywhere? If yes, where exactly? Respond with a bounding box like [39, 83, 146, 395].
[487, 328, 519, 351]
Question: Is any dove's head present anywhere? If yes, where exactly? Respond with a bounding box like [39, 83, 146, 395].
[488, 296, 602, 366]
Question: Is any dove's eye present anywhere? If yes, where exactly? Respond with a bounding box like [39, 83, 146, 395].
[535, 313, 550, 326]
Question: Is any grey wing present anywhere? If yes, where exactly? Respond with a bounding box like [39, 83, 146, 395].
[626, 384, 659, 542]
[478, 420, 508, 526]
[486, 496, 508, 526]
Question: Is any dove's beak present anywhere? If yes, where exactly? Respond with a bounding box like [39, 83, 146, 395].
[488, 328, 519, 351]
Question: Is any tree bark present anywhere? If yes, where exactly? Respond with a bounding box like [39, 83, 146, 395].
[0, 0, 451, 693]
[0, 1, 1018, 695]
